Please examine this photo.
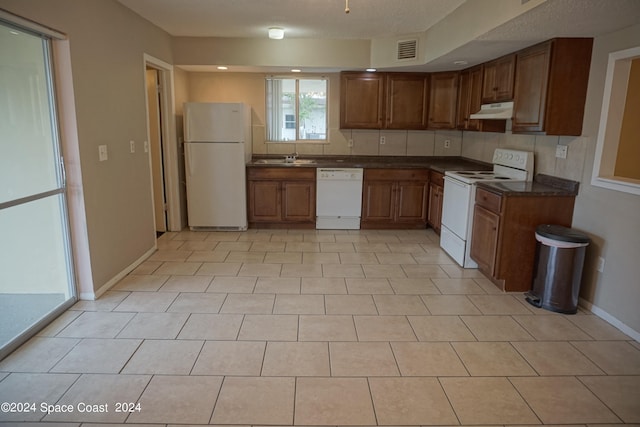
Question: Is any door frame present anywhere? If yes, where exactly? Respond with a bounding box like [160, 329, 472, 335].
[143, 54, 181, 232]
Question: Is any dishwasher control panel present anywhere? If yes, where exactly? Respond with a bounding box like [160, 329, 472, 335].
[317, 168, 363, 181]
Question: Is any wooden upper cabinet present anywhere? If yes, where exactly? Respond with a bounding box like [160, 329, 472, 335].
[512, 38, 593, 135]
[481, 54, 516, 103]
[385, 73, 429, 129]
[457, 65, 483, 131]
[428, 71, 459, 129]
[340, 72, 385, 129]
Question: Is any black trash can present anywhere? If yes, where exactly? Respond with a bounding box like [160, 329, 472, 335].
[525, 224, 590, 314]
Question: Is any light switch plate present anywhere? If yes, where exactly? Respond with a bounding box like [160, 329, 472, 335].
[129, 140, 135, 153]
[98, 145, 108, 161]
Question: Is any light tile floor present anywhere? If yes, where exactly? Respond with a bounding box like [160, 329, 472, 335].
[1, 228, 639, 426]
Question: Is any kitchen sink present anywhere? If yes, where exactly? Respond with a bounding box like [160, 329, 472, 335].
[253, 158, 317, 165]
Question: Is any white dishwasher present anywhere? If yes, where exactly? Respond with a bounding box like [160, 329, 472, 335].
[316, 168, 364, 229]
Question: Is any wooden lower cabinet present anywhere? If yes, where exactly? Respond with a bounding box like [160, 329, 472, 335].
[470, 186, 576, 292]
[426, 170, 444, 233]
[247, 167, 316, 228]
[469, 205, 500, 275]
[361, 169, 429, 229]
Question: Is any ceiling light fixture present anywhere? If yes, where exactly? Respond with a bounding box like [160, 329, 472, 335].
[291, 69, 301, 73]
[453, 60, 468, 66]
[217, 66, 228, 70]
[366, 68, 377, 72]
[268, 27, 284, 40]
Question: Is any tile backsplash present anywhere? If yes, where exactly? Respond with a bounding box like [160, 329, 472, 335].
[252, 126, 586, 183]
[461, 131, 587, 182]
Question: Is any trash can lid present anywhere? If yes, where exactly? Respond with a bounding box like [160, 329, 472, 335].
[535, 224, 590, 244]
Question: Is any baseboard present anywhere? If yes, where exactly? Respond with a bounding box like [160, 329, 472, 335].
[579, 297, 640, 342]
[79, 245, 157, 300]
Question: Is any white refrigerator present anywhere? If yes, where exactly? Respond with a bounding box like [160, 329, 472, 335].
[183, 102, 251, 230]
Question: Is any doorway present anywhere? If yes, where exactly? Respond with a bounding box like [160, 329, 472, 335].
[146, 66, 167, 234]
[143, 55, 181, 235]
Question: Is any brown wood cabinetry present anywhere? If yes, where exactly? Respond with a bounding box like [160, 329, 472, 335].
[512, 38, 593, 136]
[481, 54, 516, 103]
[362, 169, 429, 229]
[457, 66, 483, 131]
[247, 167, 316, 228]
[470, 186, 576, 292]
[340, 72, 385, 129]
[428, 71, 459, 129]
[340, 72, 429, 130]
[457, 65, 506, 133]
[426, 170, 444, 233]
[385, 73, 430, 129]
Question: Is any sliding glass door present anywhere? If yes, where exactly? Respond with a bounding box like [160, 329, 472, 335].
[0, 20, 76, 358]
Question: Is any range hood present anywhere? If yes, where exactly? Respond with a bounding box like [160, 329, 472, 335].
[469, 101, 514, 120]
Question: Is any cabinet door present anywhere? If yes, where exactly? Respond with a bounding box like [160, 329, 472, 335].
[282, 181, 315, 222]
[428, 71, 459, 129]
[362, 180, 395, 222]
[385, 73, 429, 129]
[457, 66, 484, 131]
[512, 42, 551, 133]
[482, 54, 515, 103]
[469, 205, 500, 276]
[396, 181, 427, 223]
[427, 183, 443, 231]
[248, 180, 281, 222]
[340, 72, 385, 129]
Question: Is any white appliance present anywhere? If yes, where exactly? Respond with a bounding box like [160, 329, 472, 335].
[440, 148, 534, 268]
[316, 168, 363, 229]
[469, 101, 514, 120]
[183, 102, 251, 230]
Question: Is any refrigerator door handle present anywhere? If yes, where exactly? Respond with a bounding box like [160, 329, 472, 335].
[185, 143, 194, 176]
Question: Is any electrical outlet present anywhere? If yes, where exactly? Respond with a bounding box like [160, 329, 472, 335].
[98, 145, 108, 161]
[444, 139, 451, 149]
[596, 256, 605, 273]
[129, 140, 135, 153]
[380, 136, 386, 145]
[348, 138, 353, 147]
[556, 144, 568, 159]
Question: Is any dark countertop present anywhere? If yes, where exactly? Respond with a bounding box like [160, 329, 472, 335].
[248, 155, 492, 173]
[476, 174, 580, 197]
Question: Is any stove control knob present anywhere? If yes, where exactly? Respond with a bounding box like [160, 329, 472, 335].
[515, 154, 520, 162]
[508, 153, 513, 160]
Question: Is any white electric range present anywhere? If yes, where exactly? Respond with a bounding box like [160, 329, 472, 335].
[440, 148, 534, 268]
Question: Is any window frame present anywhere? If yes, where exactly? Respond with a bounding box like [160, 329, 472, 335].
[265, 75, 329, 143]
[591, 46, 640, 195]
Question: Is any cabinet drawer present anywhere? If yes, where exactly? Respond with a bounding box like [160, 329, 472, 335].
[429, 170, 444, 187]
[247, 167, 315, 181]
[365, 168, 429, 181]
[475, 187, 502, 213]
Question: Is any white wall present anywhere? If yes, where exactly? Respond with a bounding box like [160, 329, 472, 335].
[572, 23, 640, 336]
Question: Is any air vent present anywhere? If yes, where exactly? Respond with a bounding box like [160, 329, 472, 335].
[397, 39, 418, 61]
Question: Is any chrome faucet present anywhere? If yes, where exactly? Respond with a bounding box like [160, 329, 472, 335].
[285, 151, 298, 163]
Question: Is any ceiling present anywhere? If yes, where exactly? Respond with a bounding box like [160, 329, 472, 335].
[118, 0, 640, 71]
[117, 0, 466, 39]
